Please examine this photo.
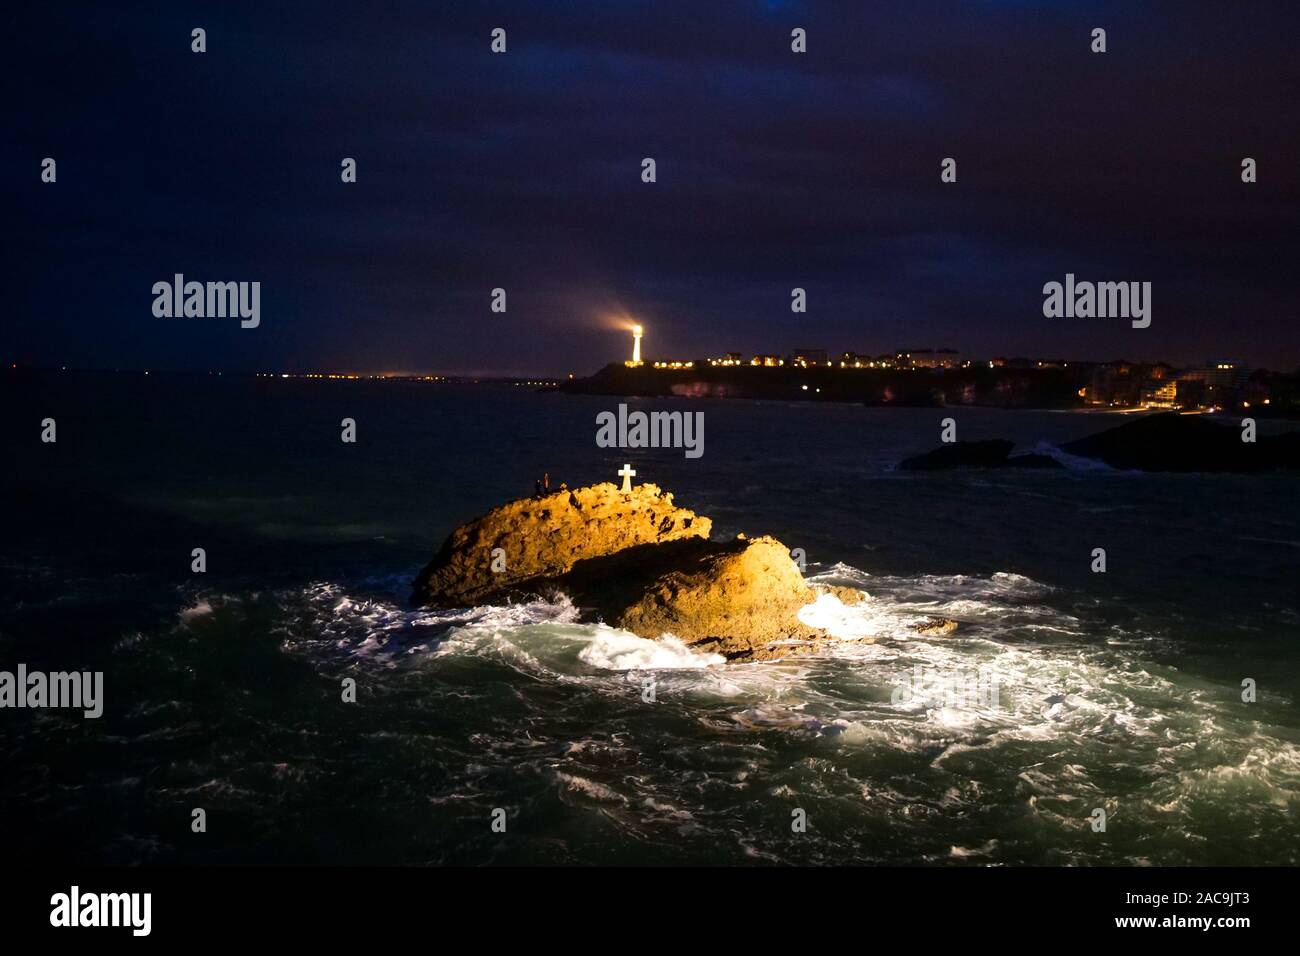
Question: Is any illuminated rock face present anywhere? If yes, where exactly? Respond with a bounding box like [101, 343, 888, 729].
[615, 535, 832, 662]
[412, 482, 710, 607]
[412, 483, 869, 662]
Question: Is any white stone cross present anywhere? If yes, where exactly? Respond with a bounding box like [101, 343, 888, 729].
[618, 463, 636, 493]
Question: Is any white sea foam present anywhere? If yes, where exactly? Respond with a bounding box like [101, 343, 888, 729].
[797, 592, 879, 639]
[248, 566, 1300, 863]
[578, 629, 724, 670]
[1028, 440, 1118, 471]
[178, 599, 215, 623]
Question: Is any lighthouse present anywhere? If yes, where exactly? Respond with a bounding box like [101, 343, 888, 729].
[631, 325, 643, 365]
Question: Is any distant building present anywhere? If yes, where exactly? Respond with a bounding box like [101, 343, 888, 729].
[1180, 361, 1250, 388]
[709, 352, 744, 366]
[840, 351, 876, 367]
[1178, 361, 1252, 410]
[791, 348, 829, 367]
[1148, 362, 1175, 380]
[1140, 380, 1178, 407]
[1243, 368, 1298, 412]
[751, 354, 784, 367]
[1175, 378, 1205, 407]
[898, 348, 960, 369]
[1086, 359, 1200, 407]
[1088, 360, 1140, 405]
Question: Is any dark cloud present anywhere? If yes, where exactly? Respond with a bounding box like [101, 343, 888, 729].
[10, 0, 1300, 373]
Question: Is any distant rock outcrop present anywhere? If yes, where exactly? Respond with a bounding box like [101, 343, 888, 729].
[897, 413, 1300, 473]
[898, 439, 1063, 471]
[1060, 413, 1300, 472]
[412, 482, 878, 662]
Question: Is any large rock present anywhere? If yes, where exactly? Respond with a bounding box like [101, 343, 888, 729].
[412, 483, 873, 663]
[1061, 413, 1300, 472]
[898, 413, 1300, 473]
[412, 482, 709, 607]
[615, 535, 827, 662]
[898, 440, 1062, 471]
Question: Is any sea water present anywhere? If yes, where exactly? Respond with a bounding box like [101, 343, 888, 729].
[2, 371, 1298, 864]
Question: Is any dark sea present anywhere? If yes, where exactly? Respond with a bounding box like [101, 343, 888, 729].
[3, 371, 1298, 865]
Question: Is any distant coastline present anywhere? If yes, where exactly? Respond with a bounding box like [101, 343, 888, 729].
[560, 360, 1300, 417]
[9, 363, 1300, 417]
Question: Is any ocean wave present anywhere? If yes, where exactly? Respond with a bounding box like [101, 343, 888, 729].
[1027, 440, 1117, 471]
[153, 566, 1300, 864]
[178, 598, 216, 623]
[577, 630, 725, 670]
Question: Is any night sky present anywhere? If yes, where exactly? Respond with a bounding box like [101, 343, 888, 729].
[11, 1, 1300, 376]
